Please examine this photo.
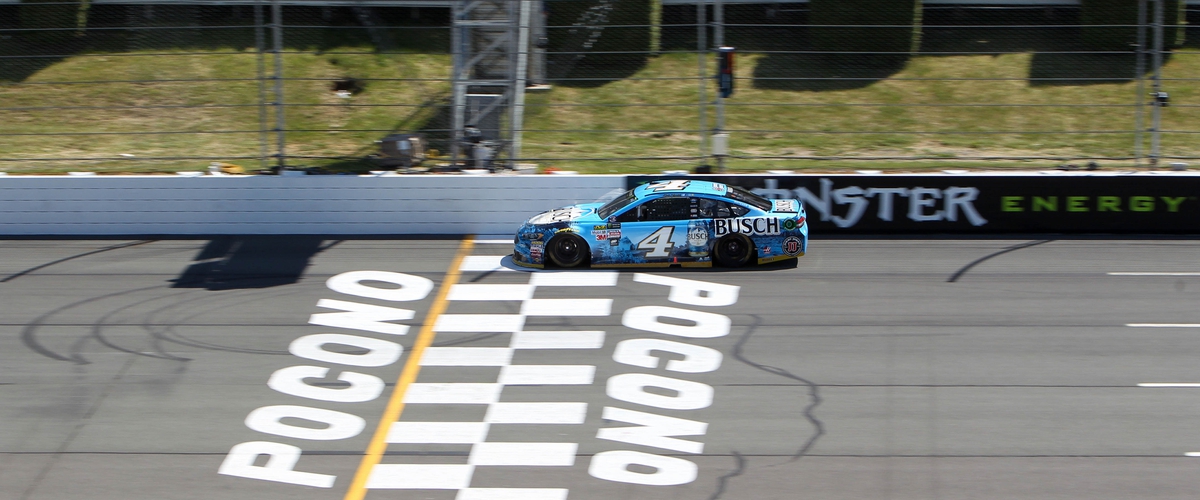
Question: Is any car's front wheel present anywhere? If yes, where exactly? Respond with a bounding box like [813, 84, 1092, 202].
[713, 234, 753, 268]
[547, 233, 588, 268]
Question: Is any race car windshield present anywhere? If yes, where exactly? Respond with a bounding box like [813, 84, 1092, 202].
[726, 185, 774, 211]
[596, 190, 637, 219]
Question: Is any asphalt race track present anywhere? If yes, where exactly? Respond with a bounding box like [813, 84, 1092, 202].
[3, 236, 1200, 500]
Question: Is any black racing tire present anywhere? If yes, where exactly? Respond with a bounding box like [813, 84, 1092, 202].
[713, 234, 754, 268]
[547, 233, 588, 268]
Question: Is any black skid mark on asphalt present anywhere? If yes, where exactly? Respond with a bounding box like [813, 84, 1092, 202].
[84, 290, 197, 362]
[706, 451, 746, 500]
[947, 239, 1053, 283]
[18, 354, 140, 500]
[24, 285, 304, 363]
[468, 269, 500, 283]
[21, 285, 165, 364]
[733, 314, 825, 464]
[0, 240, 155, 283]
[141, 287, 305, 355]
[434, 333, 504, 347]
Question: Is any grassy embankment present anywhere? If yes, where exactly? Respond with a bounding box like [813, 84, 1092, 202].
[4, 46, 1200, 174]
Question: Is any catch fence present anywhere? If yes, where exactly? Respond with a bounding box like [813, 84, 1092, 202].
[1, 0, 1197, 173]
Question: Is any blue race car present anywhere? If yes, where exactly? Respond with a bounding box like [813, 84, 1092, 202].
[513, 179, 807, 268]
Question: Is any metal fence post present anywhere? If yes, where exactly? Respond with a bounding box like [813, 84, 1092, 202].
[713, 0, 725, 173]
[271, 0, 286, 169]
[1135, 0, 1146, 168]
[1150, 0, 1165, 168]
[511, 0, 533, 169]
[254, 0, 269, 171]
[697, 0, 707, 164]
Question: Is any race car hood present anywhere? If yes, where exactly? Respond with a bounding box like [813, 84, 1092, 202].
[525, 202, 604, 225]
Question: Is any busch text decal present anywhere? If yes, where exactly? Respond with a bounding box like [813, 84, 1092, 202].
[713, 217, 781, 237]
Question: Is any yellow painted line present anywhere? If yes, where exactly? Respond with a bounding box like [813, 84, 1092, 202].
[343, 236, 476, 500]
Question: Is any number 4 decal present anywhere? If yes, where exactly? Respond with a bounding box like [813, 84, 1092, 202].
[637, 226, 675, 258]
[647, 180, 690, 192]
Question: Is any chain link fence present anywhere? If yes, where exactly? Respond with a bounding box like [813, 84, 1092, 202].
[1, 0, 1197, 173]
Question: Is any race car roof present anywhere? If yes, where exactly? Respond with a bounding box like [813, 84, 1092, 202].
[631, 180, 730, 200]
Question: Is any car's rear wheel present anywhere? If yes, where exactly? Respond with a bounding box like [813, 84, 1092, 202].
[548, 233, 588, 268]
[713, 234, 753, 268]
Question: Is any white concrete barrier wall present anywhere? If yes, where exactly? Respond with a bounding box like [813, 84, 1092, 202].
[0, 175, 626, 236]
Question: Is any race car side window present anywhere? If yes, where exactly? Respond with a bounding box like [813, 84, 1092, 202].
[698, 198, 748, 218]
[727, 201, 750, 217]
[639, 197, 691, 222]
[597, 190, 637, 219]
[612, 203, 641, 223]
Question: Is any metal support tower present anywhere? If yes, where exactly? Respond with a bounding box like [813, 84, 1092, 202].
[450, 0, 531, 169]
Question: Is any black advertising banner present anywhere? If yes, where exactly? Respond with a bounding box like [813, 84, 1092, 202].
[626, 175, 1200, 234]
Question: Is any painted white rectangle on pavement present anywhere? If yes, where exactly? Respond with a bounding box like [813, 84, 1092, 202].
[449, 284, 535, 301]
[1127, 323, 1200, 328]
[500, 365, 595, 385]
[468, 442, 578, 466]
[1109, 272, 1200, 276]
[512, 331, 605, 349]
[422, 347, 514, 366]
[1138, 383, 1200, 387]
[457, 488, 569, 500]
[521, 299, 612, 317]
[404, 383, 502, 404]
[485, 402, 588, 424]
[366, 464, 474, 489]
[530, 271, 619, 287]
[436, 314, 525, 332]
[460, 255, 513, 272]
[387, 422, 490, 444]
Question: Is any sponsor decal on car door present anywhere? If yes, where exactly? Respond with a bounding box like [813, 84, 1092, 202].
[599, 221, 687, 264]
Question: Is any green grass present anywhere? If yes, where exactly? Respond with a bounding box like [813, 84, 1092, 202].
[3, 46, 1198, 174]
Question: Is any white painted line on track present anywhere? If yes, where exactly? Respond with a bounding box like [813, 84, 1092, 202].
[460, 255, 515, 272]
[1138, 383, 1200, 388]
[421, 347, 515, 366]
[474, 239, 514, 245]
[521, 298, 613, 316]
[499, 365, 596, 385]
[1108, 272, 1200, 276]
[449, 284, 536, 301]
[468, 442, 578, 466]
[1127, 324, 1200, 328]
[457, 488, 569, 500]
[1187, 452, 1200, 457]
[435, 314, 526, 332]
[345, 237, 477, 500]
[530, 271, 620, 287]
[403, 383, 503, 404]
[485, 402, 589, 424]
[387, 422, 490, 444]
[511, 330, 605, 349]
[366, 464, 474, 489]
